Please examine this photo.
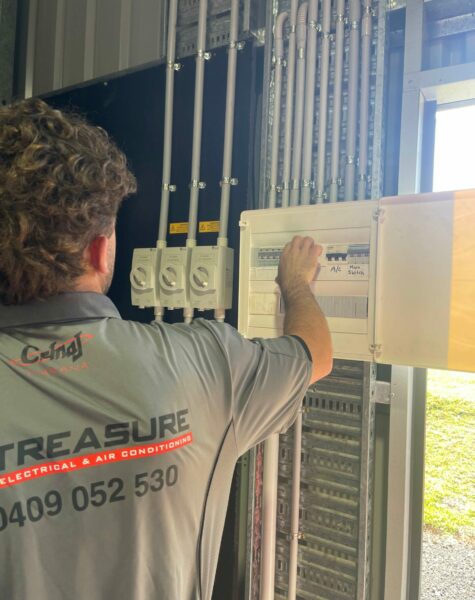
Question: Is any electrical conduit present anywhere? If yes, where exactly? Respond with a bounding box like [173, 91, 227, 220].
[329, 0, 346, 203]
[184, 0, 208, 323]
[215, 0, 240, 322]
[344, 0, 361, 201]
[301, 0, 319, 205]
[281, 0, 299, 208]
[315, 0, 332, 203]
[156, 0, 179, 321]
[290, 2, 308, 207]
[269, 11, 288, 209]
[357, 0, 372, 200]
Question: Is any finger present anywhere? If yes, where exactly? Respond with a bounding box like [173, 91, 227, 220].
[291, 235, 304, 249]
[302, 236, 314, 252]
[315, 244, 323, 257]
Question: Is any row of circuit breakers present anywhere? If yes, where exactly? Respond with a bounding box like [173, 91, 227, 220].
[131, 190, 475, 372]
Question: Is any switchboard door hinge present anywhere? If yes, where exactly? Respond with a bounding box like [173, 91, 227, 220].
[239, 220, 249, 229]
[373, 381, 391, 405]
[373, 208, 385, 223]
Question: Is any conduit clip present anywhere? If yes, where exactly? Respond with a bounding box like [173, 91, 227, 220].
[220, 177, 239, 186]
[282, 181, 291, 190]
[197, 50, 212, 60]
[346, 155, 355, 165]
[336, 13, 345, 23]
[350, 20, 360, 30]
[308, 20, 321, 31]
[301, 179, 315, 189]
[291, 179, 300, 190]
[190, 179, 206, 189]
[288, 532, 305, 541]
[162, 183, 177, 192]
[168, 61, 182, 71]
[234, 41, 246, 51]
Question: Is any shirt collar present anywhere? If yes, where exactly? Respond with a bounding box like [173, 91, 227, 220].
[0, 292, 122, 329]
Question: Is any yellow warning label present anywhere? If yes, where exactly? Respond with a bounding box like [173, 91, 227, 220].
[199, 221, 220, 233]
[169, 222, 189, 234]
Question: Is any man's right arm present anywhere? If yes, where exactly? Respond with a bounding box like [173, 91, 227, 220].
[277, 236, 333, 383]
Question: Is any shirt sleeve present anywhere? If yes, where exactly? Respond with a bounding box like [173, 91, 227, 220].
[198, 320, 313, 456]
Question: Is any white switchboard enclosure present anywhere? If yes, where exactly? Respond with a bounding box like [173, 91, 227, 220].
[238, 201, 379, 362]
[239, 191, 475, 371]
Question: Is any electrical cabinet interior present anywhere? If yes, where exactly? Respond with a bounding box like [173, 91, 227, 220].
[239, 190, 475, 372]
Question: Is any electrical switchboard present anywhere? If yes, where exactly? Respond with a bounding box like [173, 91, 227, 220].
[239, 190, 475, 372]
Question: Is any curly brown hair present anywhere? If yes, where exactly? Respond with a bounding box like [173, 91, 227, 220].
[0, 98, 137, 305]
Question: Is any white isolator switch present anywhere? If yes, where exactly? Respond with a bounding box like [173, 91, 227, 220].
[130, 248, 160, 308]
[158, 247, 190, 309]
[189, 246, 234, 310]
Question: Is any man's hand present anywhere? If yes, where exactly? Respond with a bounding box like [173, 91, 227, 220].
[277, 236, 322, 300]
[277, 236, 333, 383]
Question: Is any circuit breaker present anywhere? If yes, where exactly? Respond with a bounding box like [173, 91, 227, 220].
[239, 190, 475, 372]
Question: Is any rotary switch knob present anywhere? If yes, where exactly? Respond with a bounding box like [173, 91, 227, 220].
[132, 266, 148, 289]
[192, 266, 209, 289]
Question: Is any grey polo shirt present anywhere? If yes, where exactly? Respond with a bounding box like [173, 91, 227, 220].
[0, 292, 312, 600]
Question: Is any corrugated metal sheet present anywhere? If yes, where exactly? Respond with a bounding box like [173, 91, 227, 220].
[22, 0, 253, 97]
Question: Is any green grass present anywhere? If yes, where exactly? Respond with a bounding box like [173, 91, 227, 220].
[424, 370, 475, 541]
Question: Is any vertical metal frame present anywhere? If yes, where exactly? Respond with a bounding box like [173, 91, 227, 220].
[387, 2, 475, 599]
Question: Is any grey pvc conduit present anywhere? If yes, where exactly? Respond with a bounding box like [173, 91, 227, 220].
[344, 0, 361, 201]
[358, 0, 372, 200]
[260, 434, 280, 600]
[184, 0, 208, 324]
[155, 0, 178, 322]
[301, 0, 319, 205]
[281, 0, 299, 208]
[217, 0, 239, 247]
[158, 0, 179, 245]
[186, 0, 208, 247]
[290, 2, 308, 207]
[269, 12, 288, 209]
[287, 410, 303, 600]
[315, 0, 332, 203]
[329, 0, 346, 203]
[214, 0, 239, 322]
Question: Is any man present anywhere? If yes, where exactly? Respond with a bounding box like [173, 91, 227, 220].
[0, 99, 332, 600]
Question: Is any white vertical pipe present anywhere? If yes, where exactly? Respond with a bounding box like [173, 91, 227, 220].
[328, 0, 346, 203]
[344, 0, 361, 201]
[158, 0, 179, 245]
[214, 0, 239, 323]
[358, 0, 373, 200]
[260, 434, 280, 600]
[186, 0, 208, 246]
[287, 410, 303, 600]
[269, 12, 288, 209]
[290, 3, 308, 207]
[281, 0, 299, 208]
[217, 0, 240, 248]
[184, 0, 208, 324]
[315, 0, 332, 203]
[301, 0, 319, 205]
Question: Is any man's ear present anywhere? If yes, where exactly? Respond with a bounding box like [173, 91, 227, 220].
[88, 236, 109, 275]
